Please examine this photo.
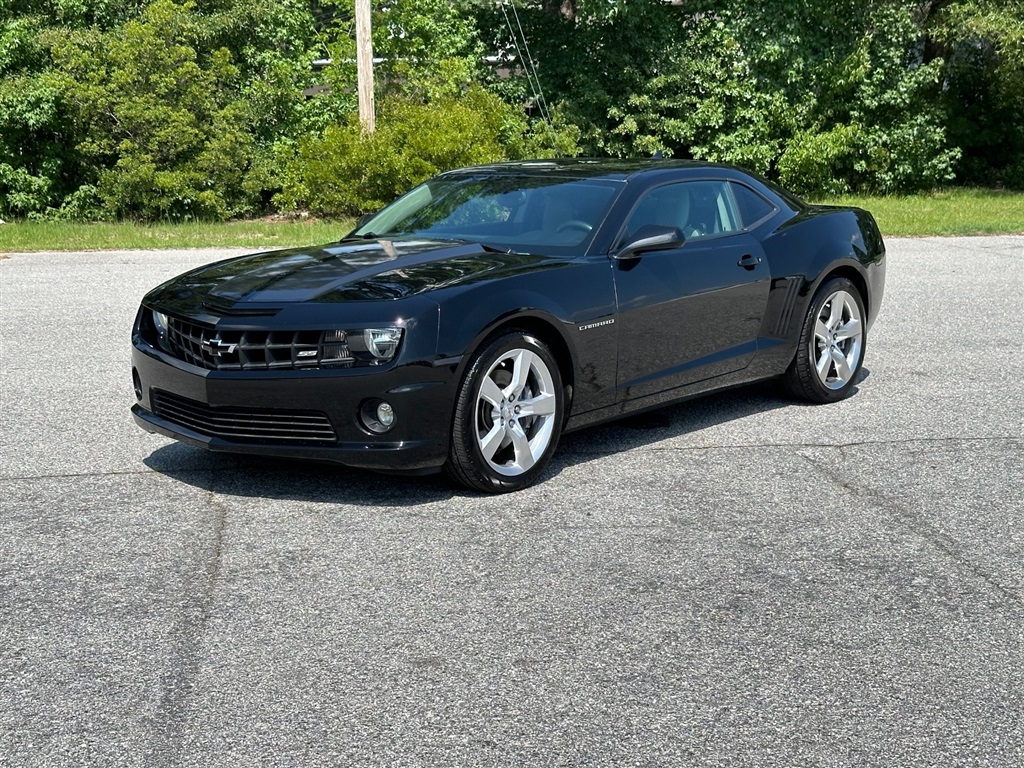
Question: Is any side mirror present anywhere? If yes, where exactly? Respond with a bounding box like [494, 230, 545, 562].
[613, 225, 685, 260]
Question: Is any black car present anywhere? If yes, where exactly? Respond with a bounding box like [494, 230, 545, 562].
[132, 159, 885, 492]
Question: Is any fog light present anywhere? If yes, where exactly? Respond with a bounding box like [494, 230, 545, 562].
[376, 401, 395, 427]
[132, 368, 143, 401]
[359, 399, 396, 434]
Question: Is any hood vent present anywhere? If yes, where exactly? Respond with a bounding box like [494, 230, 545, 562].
[200, 301, 281, 317]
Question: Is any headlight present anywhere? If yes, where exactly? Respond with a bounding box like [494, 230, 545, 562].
[152, 309, 169, 338]
[321, 326, 404, 367]
[363, 327, 403, 361]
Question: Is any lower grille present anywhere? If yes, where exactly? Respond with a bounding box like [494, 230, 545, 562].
[151, 390, 337, 444]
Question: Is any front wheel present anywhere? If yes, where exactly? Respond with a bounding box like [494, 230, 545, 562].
[784, 277, 866, 403]
[446, 331, 564, 493]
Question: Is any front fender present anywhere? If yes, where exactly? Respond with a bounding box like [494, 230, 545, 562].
[435, 257, 618, 412]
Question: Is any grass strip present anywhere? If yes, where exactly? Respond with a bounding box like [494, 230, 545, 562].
[815, 188, 1024, 236]
[0, 219, 356, 253]
[1, 189, 1021, 252]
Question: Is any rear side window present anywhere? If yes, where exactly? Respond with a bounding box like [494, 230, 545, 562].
[623, 180, 742, 242]
[729, 182, 775, 229]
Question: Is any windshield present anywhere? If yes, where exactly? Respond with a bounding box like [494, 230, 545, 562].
[352, 173, 624, 253]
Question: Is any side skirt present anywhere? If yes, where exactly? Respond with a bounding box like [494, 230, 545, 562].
[562, 350, 791, 434]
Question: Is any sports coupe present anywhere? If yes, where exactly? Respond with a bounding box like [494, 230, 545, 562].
[131, 159, 885, 492]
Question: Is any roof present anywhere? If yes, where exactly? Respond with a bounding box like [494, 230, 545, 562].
[441, 158, 737, 181]
[437, 158, 808, 209]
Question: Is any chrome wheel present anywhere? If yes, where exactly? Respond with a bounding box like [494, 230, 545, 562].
[811, 289, 863, 390]
[475, 348, 558, 476]
[446, 331, 565, 492]
[784, 276, 867, 404]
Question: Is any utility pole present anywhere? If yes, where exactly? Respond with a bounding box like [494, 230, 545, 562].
[355, 0, 375, 133]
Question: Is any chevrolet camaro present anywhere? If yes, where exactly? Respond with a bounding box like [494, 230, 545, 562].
[131, 159, 886, 492]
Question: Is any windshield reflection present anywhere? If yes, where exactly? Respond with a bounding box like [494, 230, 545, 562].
[353, 174, 624, 254]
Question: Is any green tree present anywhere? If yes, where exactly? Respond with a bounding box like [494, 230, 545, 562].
[482, 0, 961, 194]
[309, 0, 488, 119]
[931, 0, 1024, 187]
[50, 0, 258, 219]
[0, 3, 96, 217]
[278, 0, 577, 215]
[5, 0, 1019, 220]
[1, 0, 322, 220]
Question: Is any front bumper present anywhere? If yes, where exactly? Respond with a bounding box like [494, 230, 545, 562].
[131, 343, 456, 472]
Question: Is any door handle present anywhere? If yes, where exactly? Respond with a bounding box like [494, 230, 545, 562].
[738, 254, 762, 270]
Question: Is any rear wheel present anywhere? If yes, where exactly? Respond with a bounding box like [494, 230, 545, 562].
[446, 331, 564, 493]
[784, 277, 866, 403]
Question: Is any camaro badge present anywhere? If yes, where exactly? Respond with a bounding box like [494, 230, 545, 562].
[202, 336, 238, 356]
[578, 318, 615, 332]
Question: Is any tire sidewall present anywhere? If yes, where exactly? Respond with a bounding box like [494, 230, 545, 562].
[450, 331, 564, 492]
[796, 276, 867, 403]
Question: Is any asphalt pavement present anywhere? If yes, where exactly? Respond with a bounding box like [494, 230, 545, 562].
[1, 237, 1022, 767]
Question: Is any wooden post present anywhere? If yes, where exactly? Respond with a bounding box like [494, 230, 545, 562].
[355, 0, 375, 133]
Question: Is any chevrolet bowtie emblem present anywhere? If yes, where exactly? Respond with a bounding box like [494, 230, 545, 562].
[202, 336, 238, 356]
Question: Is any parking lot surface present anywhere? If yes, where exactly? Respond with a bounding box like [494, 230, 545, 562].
[1, 237, 1022, 766]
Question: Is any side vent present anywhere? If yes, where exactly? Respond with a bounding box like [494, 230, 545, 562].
[774, 278, 802, 338]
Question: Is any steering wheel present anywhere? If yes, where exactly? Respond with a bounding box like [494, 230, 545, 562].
[556, 220, 593, 234]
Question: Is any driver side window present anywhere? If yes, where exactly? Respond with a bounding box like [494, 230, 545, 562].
[625, 180, 742, 241]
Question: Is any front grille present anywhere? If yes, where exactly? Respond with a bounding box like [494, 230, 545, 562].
[166, 318, 351, 371]
[151, 390, 337, 444]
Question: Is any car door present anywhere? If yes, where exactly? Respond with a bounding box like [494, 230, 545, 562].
[612, 179, 771, 398]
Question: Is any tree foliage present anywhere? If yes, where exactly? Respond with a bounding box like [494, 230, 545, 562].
[274, 0, 577, 215]
[278, 85, 576, 214]
[1, 0, 1022, 221]
[932, 0, 1024, 187]
[49, 1, 250, 219]
[483, 0, 966, 194]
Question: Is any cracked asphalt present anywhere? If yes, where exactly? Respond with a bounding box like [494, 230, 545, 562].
[1, 237, 1022, 767]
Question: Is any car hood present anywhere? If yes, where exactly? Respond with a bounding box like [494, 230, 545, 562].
[160, 238, 562, 304]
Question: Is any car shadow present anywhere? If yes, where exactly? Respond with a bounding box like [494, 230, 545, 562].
[142, 446, 457, 508]
[549, 367, 868, 476]
[554, 380, 791, 465]
[141, 370, 869, 506]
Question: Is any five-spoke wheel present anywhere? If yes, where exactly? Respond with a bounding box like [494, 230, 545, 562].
[812, 288, 863, 390]
[785, 277, 867, 403]
[446, 331, 564, 492]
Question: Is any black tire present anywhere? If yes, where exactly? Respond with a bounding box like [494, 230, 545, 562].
[445, 330, 564, 493]
[784, 276, 867, 403]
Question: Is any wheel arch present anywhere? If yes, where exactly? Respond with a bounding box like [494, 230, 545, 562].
[816, 263, 871, 321]
[454, 310, 577, 418]
[444, 311, 575, 492]
[783, 266, 869, 403]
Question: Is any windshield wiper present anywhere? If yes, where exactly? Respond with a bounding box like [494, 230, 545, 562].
[339, 231, 380, 242]
[465, 240, 518, 255]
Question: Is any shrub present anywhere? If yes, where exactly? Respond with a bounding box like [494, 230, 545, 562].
[778, 125, 859, 196]
[278, 86, 579, 216]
